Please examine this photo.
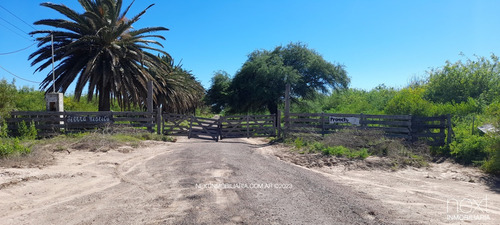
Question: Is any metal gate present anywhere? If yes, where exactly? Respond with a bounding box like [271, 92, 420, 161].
[220, 115, 277, 139]
[162, 114, 277, 141]
[188, 117, 220, 141]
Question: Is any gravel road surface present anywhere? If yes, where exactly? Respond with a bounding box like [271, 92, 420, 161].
[0, 137, 415, 224]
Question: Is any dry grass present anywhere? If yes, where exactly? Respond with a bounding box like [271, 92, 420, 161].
[284, 128, 432, 170]
[0, 140, 55, 168]
[0, 128, 174, 169]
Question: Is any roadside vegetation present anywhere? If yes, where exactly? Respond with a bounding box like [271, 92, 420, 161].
[207, 54, 500, 174]
[285, 129, 430, 169]
[0, 122, 174, 168]
[0, 1, 498, 175]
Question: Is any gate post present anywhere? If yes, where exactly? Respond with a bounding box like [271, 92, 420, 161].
[321, 112, 325, 137]
[277, 110, 281, 138]
[188, 116, 193, 139]
[219, 116, 223, 140]
[156, 106, 161, 135]
[246, 115, 250, 139]
[147, 80, 154, 132]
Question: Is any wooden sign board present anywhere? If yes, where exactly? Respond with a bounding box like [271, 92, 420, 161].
[329, 116, 360, 125]
[66, 114, 113, 124]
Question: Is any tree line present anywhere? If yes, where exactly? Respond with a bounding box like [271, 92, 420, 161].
[1, 0, 500, 173]
[204, 50, 500, 174]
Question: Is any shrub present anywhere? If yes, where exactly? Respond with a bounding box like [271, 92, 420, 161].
[18, 121, 38, 140]
[424, 55, 500, 105]
[0, 138, 31, 157]
[320, 145, 370, 159]
[355, 148, 370, 159]
[0, 121, 8, 138]
[482, 135, 500, 174]
[449, 121, 489, 165]
[385, 87, 432, 116]
[294, 137, 305, 149]
[328, 146, 348, 156]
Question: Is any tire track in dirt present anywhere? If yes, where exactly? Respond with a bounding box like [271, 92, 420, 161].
[0, 137, 453, 224]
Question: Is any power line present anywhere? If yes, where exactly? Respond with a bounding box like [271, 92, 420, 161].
[0, 42, 37, 55]
[0, 15, 31, 36]
[0, 4, 37, 31]
[0, 64, 40, 84]
[0, 22, 32, 41]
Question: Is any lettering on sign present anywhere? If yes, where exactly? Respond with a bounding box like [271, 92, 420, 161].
[329, 116, 360, 125]
[66, 115, 113, 124]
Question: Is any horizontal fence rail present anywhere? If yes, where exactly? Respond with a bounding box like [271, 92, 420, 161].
[6, 111, 451, 146]
[188, 117, 220, 141]
[220, 114, 276, 139]
[7, 111, 157, 135]
[162, 114, 190, 136]
[285, 113, 451, 146]
[162, 114, 277, 140]
[411, 115, 448, 146]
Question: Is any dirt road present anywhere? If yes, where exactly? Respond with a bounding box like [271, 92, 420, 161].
[0, 137, 499, 224]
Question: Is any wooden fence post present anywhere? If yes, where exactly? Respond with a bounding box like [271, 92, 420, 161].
[218, 116, 223, 140]
[246, 115, 250, 139]
[147, 80, 154, 132]
[360, 113, 365, 128]
[277, 110, 281, 138]
[156, 106, 161, 135]
[408, 114, 412, 140]
[321, 112, 325, 137]
[188, 116, 193, 139]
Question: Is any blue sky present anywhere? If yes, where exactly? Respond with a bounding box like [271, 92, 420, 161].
[1, 0, 500, 93]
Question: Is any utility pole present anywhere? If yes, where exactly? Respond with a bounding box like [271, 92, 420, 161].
[147, 80, 154, 132]
[51, 32, 56, 93]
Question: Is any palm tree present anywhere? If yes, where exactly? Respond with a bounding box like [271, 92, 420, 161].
[152, 56, 205, 114]
[29, 0, 169, 111]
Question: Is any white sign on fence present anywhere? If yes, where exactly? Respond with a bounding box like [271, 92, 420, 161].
[329, 116, 360, 125]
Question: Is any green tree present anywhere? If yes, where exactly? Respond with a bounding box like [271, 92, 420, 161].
[15, 87, 45, 111]
[227, 43, 349, 114]
[425, 54, 500, 104]
[29, 0, 169, 111]
[204, 71, 231, 114]
[322, 84, 397, 114]
[385, 87, 432, 116]
[0, 79, 17, 119]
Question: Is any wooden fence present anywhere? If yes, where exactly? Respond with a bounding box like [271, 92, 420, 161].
[162, 114, 277, 140]
[162, 114, 190, 136]
[7, 111, 156, 135]
[411, 115, 451, 146]
[6, 111, 452, 146]
[189, 117, 220, 141]
[285, 113, 452, 146]
[219, 114, 277, 139]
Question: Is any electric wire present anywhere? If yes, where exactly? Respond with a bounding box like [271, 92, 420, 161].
[0, 15, 31, 36]
[0, 42, 37, 55]
[0, 5, 42, 85]
[0, 4, 37, 31]
[0, 64, 40, 83]
[0, 22, 32, 41]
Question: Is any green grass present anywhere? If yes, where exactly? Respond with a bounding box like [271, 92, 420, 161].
[292, 137, 370, 159]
